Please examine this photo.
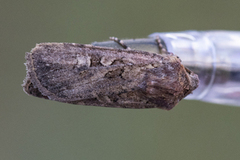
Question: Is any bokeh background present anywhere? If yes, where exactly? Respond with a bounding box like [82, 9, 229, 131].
[1, 0, 240, 159]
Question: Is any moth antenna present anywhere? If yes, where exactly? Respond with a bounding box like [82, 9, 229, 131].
[109, 37, 131, 50]
[155, 36, 167, 54]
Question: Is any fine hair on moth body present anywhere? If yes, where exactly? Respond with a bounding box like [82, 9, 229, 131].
[22, 36, 199, 110]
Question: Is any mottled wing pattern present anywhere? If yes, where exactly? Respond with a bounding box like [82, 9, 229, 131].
[23, 43, 199, 110]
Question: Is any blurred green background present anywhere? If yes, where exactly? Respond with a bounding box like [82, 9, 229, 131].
[1, 0, 240, 159]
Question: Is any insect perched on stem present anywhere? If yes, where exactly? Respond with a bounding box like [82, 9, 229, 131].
[23, 37, 199, 110]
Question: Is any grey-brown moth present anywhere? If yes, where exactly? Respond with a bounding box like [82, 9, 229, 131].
[23, 40, 199, 110]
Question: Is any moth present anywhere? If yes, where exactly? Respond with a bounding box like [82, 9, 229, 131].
[22, 37, 199, 110]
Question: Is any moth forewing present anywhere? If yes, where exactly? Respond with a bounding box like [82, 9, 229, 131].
[23, 43, 199, 110]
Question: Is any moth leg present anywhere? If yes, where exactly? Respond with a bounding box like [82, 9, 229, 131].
[156, 36, 181, 61]
[155, 36, 167, 54]
[109, 37, 131, 50]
